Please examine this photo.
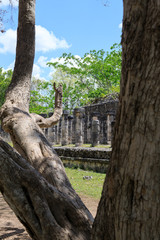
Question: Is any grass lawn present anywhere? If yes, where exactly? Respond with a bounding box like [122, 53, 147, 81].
[7, 141, 106, 199]
[65, 167, 106, 199]
[54, 144, 111, 149]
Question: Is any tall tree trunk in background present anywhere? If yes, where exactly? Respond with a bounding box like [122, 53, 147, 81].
[92, 1, 160, 239]
[0, 0, 93, 239]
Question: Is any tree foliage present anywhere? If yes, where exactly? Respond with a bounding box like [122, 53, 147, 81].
[0, 44, 121, 115]
[29, 77, 53, 114]
[0, 68, 12, 108]
[0, 70, 53, 115]
[48, 43, 121, 105]
[0, 43, 121, 115]
[50, 68, 88, 111]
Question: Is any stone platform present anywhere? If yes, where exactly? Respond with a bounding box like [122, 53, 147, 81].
[54, 147, 111, 173]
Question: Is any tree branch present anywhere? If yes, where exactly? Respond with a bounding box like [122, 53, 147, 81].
[31, 83, 63, 128]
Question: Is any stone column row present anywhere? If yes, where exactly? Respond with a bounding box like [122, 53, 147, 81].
[74, 108, 84, 147]
[61, 110, 69, 146]
[46, 109, 116, 146]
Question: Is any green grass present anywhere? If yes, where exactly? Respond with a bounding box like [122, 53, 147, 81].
[7, 141, 106, 199]
[65, 167, 106, 199]
[7, 142, 13, 147]
[54, 144, 111, 149]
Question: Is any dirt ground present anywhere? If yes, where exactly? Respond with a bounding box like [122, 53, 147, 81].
[0, 193, 99, 240]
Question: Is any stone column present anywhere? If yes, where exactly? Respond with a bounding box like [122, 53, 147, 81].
[111, 119, 116, 145]
[107, 113, 111, 144]
[106, 111, 115, 145]
[74, 108, 84, 147]
[68, 115, 73, 144]
[86, 115, 91, 144]
[102, 116, 107, 144]
[61, 110, 69, 146]
[57, 118, 62, 145]
[48, 126, 55, 144]
[72, 115, 76, 144]
[54, 125, 58, 145]
[91, 113, 100, 147]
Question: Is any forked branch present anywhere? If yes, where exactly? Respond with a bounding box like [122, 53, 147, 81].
[31, 83, 63, 128]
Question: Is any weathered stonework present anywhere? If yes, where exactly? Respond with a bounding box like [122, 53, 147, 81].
[46, 99, 119, 146]
[61, 110, 69, 146]
[0, 99, 119, 147]
[83, 100, 118, 144]
[91, 118, 100, 147]
[74, 108, 85, 147]
[54, 146, 111, 173]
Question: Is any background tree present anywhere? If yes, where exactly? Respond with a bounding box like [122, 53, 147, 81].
[30, 77, 53, 114]
[0, 45, 121, 115]
[0, 71, 54, 115]
[51, 68, 89, 111]
[48, 43, 121, 103]
[0, 68, 12, 108]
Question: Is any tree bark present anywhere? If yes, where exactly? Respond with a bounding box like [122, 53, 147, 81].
[92, 1, 160, 239]
[3, 0, 35, 112]
[0, 138, 92, 240]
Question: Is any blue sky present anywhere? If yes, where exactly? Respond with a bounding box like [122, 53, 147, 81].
[0, 0, 123, 80]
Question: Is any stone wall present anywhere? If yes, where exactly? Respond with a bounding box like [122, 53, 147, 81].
[83, 99, 119, 144]
[0, 99, 119, 147]
[54, 146, 111, 173]
[46, 99, 119, 146]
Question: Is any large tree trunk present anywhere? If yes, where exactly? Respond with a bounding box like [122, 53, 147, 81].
[0, 0, 93, 239]
[92, 1, 160, 239]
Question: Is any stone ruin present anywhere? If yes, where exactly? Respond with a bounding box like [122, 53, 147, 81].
[45, 99, 119, 147]
[0, 99, 118, 172]
[0, 99, 119, 147]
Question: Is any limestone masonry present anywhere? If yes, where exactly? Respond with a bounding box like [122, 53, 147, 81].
[45, 99, 119, 147]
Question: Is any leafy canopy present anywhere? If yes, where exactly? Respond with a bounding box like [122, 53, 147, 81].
[0, 68, 12, 108]
[0, 70, 53, 115]
[0, 43, 121, 114]
[29, 77, 54, 114]
[48, 43, 121, 104]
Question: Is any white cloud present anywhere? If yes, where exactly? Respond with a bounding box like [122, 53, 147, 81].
[0, 29, 17, 54]
[0, 25, 70, 54]
[47, 55, 81, 78]
[49, 55, 81, 68]
[48, 69, 56, 78]
[0, 0, 18, 7]
[5, 61, 43, 79]
[1, 61, 14, 74]
[49, 57, 65, 65]
[32, 64, 42, 79]
[119, 23, 122, 29]
[36, 25, 71, 52]
[7, 60, 15, 70]
[37, 56, 48, 68]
